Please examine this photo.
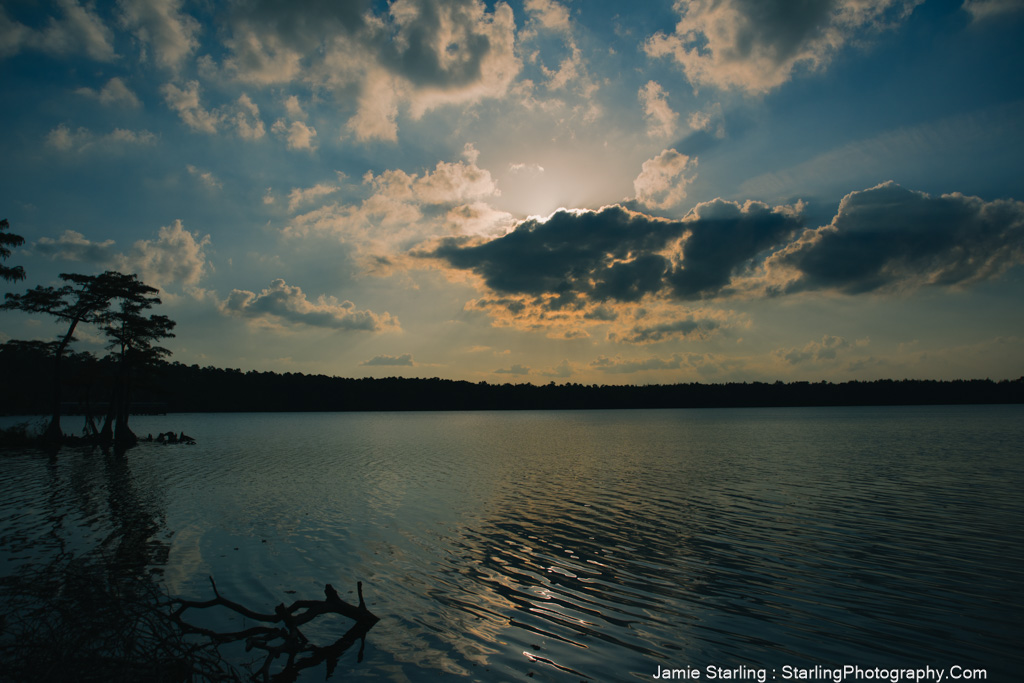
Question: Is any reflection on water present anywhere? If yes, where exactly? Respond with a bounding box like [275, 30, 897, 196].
[2, 406, 1023, 681]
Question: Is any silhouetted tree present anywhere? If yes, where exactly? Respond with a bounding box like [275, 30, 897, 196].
[2, 273, 119, 440]
[97, 274, 175, 445]
[0, 218, 25, 282]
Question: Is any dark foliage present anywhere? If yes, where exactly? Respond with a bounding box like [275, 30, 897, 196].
[0, 555, 242, 683]
[1, 344, 1021, 415]
[0, 218, 26, 283]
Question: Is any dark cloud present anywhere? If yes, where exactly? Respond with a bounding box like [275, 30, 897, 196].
[427, 201, 803, 306]
[428, 205, 685, 302]
[772, 182, 1024, 294]
[231, 0, 369, 43]
[590, 353, 687, 374]
[608, 317, 720, 344]
[362, 353, 415, 366]
[495, 363, 530, 375]
[774, 335, 851, 365]
[666, 198, 803, 298]
[381, 1, 491, 88]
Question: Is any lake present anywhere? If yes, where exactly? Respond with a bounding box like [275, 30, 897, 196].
[1, 406, 1022, 681]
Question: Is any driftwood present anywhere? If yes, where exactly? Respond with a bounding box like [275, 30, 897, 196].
[169, 578, 379, 682]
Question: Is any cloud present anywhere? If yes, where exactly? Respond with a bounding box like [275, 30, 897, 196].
[187, 165, 222, 190]
[117, 0, 200, 70]
[0, 0, 116, 61]
[445, 202, 516, 237]
[607, 316, 721, 344]
[508, 162, 545, 175]
[495, 363, 530, 375]
[160, 82, 265, 138]
[222, 278, 399, 331]
[633, 148, 696, 209]
[540, 359, 573, 378]
[773, 335, 855, 365]
[33, 221, 210, 291]
[119, 220, 211, 289]
[221, 0, 521, 142]
[361, 353, 415, 366]
[426, 198, 804, 306]
[524, 0, 571, 33]
[285, 154, 500, 252]
[34, 230, 118, 262]
[231, 93, 265, 139]
[45, 124, 157, 152]
[591, 354, 681, 374]
[638, 81, 678, 138]
[288, 183, 341, 212]
[161, 80, 221, 133]
[75, 77, 141, 108]
[688, 102, 726, 138]
[766, 181, 1024, 295]
[666, 197, 804, 299]
[645, 0, 923, 93]
[412, 159, 500, 204]
[962, 0, 1024, 21]
[272, 118, 318, 151]
[427, 205, 688, 301]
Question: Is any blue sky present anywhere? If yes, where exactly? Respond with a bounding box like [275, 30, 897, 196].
[2, 0, 1023, 384]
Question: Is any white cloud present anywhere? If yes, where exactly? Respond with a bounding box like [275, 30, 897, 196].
[46, 124, 157, 152]
[646, 0, 923, 93]
[161, 80, 221, 133]
[0, 0, 116, 61]
[272, 118, 318, 151]
[223, 0, 521, 142]
[161, 82, 266, 139]
[119, 220, 211, 289]
[288, 183, 341, 212]
[525, 0, 571, 33]
[232, 93, 265, 139]
[282, 95, 306, 120]
[346, 68, 401, 142]
[688, 102, 726, 138]
[32, 221, 210, 292]
[508, 162, 545, 175]
[222, 278, 399, 332]
[412, 160, 500, 204]
[187, 164, 222, 190]
[962, 0, 1024, 21]
[34, 230, 118, 262]
[639, 81, 678, 138]
[117, 0, 200, 70]
[75, 77, 141, 108]
[445, 202, 516, 236]
[633, 149, 697, 209]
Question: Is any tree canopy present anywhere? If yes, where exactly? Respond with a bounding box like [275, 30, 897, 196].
[2, 270, 174, 445]
[0, 218, 25, 282]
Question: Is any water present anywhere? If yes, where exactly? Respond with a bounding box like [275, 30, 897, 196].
[1, 406, 1022, 681]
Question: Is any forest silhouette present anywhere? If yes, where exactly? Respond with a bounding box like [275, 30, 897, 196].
[2, 219, 1021, 424]
[1, 344, 1021, 416]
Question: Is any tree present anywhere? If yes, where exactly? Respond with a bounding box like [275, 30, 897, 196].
[0, 218, 26, 282]
[97, 274, 175, 445]
[2, 272, 119, 440]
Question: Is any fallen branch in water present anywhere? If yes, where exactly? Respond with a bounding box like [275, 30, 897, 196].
[169, 578, 379, 682]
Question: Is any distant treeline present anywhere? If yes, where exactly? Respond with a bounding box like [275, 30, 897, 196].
[2, 345, 1022, 414]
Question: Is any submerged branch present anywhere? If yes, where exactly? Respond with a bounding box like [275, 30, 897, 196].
[169, 579, 379, 683]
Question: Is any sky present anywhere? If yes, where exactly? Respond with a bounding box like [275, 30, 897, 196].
[1, 0, 1023, 385]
